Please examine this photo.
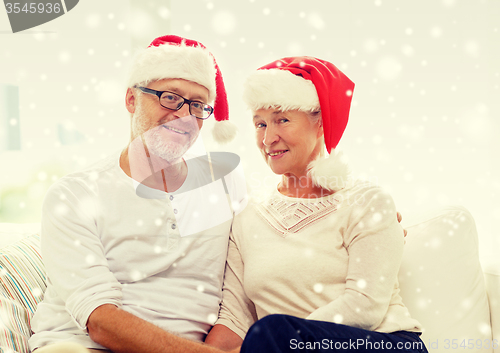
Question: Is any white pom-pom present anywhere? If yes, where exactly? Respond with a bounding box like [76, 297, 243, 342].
[212, 120, 237, 144]
[307, 150, 351, 191]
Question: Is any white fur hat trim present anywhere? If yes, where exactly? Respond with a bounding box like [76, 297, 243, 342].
[307, 150, 351, 192]
[243, 69, 320, 111]
[128, 42, 217, 102]
[213, 120, 238, 144]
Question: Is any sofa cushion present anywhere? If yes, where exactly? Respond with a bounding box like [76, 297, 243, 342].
[399, 206, 493, 353]
[1, 233, 46, 353]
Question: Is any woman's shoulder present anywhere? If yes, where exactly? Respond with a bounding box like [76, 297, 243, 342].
[336, 179, 396, 207]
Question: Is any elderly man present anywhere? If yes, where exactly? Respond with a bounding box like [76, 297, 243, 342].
[29, 35, 246, 353]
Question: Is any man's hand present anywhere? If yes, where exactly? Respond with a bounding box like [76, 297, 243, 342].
[87, 304, 225, 353]
[397, 212, 408, 238]
[205, 324, 243, 352]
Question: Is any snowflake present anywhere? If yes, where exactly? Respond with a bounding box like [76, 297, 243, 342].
[364, 39, 378, 53]
[430, 26, 443, 38]
[307, 13, 325, 30]
[207, 313, 217, 324]
[59, 51, 71, 63]
[376, 57, 402, 80]
[464, 40, 480, 57]
[130, 270, 142, 281]
[333, 314, 343, 324]
[357, 279, 367, 289]
[209, 194, 219, 204]
[86, 14, 101, 29]
[86, 254, 95, 264]
[372, 135, 383, 144]
[158, 7, 170, 19]
[478, 322, 492, 335]
[212, 11, 236, 35]
[313, 283, 324, 293]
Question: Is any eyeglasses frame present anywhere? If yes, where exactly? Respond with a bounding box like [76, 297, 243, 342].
[134, 86, 214, 120]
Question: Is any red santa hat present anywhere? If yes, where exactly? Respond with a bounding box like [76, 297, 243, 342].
[128, 35, 236, 144]
[243, 56, 355, 191]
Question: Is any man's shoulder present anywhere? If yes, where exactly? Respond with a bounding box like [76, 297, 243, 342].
[48, 151, 121, 195]
[64, 151, 119, 180]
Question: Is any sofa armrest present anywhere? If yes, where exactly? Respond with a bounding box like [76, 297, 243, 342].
[399, 206, 493, 352]
[484, 262, 500, 353]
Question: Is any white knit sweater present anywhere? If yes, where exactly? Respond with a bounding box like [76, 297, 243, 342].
[216, 181, 422, 339]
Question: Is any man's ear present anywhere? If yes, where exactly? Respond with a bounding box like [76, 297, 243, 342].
[125, 88, 137, 114]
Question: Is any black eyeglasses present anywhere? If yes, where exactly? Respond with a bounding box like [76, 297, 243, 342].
[135, 86, 214, 120]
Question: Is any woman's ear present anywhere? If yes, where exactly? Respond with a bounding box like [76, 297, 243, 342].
[317, 121, 324, 139]
[125, 88, 137, 114]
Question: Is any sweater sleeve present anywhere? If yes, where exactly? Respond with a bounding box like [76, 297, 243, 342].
[41, 179, 122, 330]
[306, 186, 404, 331]
[215, 229, 258, 339]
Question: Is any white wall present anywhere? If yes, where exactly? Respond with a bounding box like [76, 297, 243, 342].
[0, 0, 170, 221]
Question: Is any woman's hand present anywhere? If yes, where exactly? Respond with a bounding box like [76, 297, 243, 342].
[397, 211, 408, 238]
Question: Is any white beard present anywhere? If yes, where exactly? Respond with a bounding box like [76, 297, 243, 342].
[143, 125, 191, 162]
[131, 101, 200, 163]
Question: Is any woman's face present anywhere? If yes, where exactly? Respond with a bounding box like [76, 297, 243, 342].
[253, 108, 324, 178]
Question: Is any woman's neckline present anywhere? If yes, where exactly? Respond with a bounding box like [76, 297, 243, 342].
[272, 186, 337, 203]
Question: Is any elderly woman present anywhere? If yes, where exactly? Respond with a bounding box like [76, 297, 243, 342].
[205, 57, 428, 353]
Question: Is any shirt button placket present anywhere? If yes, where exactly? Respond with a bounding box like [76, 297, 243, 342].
[169, 195, 177, 231]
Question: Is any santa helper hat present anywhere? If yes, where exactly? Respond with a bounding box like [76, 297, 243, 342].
[127, 35, 237, 143]
[243, 56, 355, 191]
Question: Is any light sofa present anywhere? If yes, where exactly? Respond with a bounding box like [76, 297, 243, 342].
[0, 206, 499, 353]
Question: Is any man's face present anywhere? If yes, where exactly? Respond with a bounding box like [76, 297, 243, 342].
[126, 78, 208, 163]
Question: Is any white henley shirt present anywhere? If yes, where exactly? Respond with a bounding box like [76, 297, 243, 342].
[29, 150, 247, 350]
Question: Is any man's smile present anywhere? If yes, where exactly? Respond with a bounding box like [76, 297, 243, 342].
[163, 124, 189, 135]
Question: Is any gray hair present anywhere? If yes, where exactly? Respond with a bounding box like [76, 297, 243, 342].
[306, 110, 322, 125]
[305, 110, 326, 157]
